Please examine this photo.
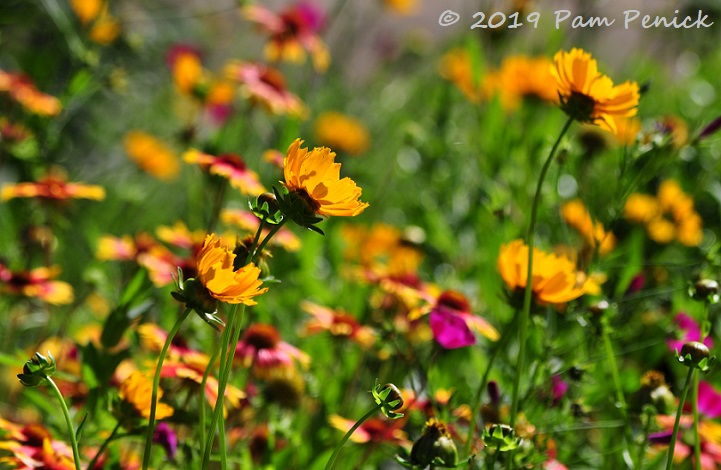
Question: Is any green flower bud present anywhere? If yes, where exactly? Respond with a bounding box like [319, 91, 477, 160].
[171, 268, 224, 331]
[17, 352, 56, 387]
[677, 341, 715, 372]
[482, 424, 521, 452]
[250, 192, 283, 225]
[410, 419, 457, 467]
[372, 381, 404, 419]
[690, 279, 720, 304]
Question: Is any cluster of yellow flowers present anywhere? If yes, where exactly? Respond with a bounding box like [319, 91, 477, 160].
[625, 180, 703, 246]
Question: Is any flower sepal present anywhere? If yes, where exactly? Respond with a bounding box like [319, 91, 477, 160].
[482, 424, 522, 452]
[171, 268, 224, 331]
[372, 381, 404, 419]
[18, 351, 56, 387]
[250, 191, 283, 225]
[273, 185, 324, 235]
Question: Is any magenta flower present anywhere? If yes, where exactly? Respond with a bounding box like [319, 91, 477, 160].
[551, 375, 569, 406]
[430, 307, 475, 349]
[667, 312, 714, 353]
[698, 381, 721, 418]
[153, 422, 178, 460]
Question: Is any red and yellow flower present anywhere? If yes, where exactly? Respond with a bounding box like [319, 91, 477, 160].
[184, 149, 266, 196]
[1, 167, 104, 202]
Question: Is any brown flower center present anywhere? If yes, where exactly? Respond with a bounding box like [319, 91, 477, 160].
[242, 323, 281, 350]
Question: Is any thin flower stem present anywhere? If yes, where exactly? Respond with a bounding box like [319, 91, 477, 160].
[202, 304, 247, 469]
[199, 340, 222, 454]
[694, 301, 710, 470]
[44, 375, 81, 470]
[465, 311, 519, 458]
[251, 219, 287, 263]
[509, 117, 573, 431]
[666, 366, 695, 470]
[693, 371, 701, 470]
[142, 307, 192, 470]
[88, 421, 122, 469]
[207, 179, 228, 233]
[324, 402, 385, 470]
[601, 315, 635, 466]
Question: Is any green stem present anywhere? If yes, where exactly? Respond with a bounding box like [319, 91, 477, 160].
[693, 371, 701, 470]
[206, 179, 228, 233]
[202, 304, 247, 469]
[142, 307, 192, 470]
[44, 376, 81, 470]
[251, 219, 287, 263]
[509, 117, 573, 430]
[666, 366, 695, 470]
[465, 311, 519, 458]
[199, 340, 222, 454]
[601, 315, 635, 466]
[88, 421, 122, 469]
[324, 402, 384, 470]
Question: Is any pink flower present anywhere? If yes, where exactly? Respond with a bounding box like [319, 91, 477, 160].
[667, 312, 714, 353]
[430, 307, 475, 349]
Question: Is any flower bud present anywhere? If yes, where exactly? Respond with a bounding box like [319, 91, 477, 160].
[250, 192, 283, 225]
[410, 419, 457, 467]
[690, 279, 720, 304]
[17, 352, 56, 387]
[482, 424, 521, 452]
[678, 341, 714, 371]
[372, 381, 404, 419]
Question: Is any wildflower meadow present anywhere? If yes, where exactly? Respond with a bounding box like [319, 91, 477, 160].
[3, 0, 721, 468]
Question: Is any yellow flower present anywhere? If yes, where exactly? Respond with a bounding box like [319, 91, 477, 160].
[439, 48, 486, 103]
[283, 138, 369, 217]
[196, 234, 268, 305]
[70, 0, 102, 25]
[611, 117, 642, 145]
[624, 180, 702, 246]
[560, 199, 615, 256]
[497, 240, 596, 305]
[552, 48, 640, 134]
[492, 55, 558, 111]
[118, 371, 174, 420]
[123, 131, 180, 181]
[88, 12, 121, 45]
[314, 112, 370, 155]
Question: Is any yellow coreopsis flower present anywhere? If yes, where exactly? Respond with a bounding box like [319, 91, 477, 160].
[314, 112, 370, 155]
[560, 199, 616, 256]
[196, 234, 268, 305]
[283, 138, 369, 217]
[123, 131, 180, 181]
[497, 239, 596, 306]
[552, 48, 640, 134]
[118, 371, 174, 420]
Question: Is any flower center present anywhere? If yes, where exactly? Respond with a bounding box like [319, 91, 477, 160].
[561, 91, 596, 123]
[242, 323, 281, 350]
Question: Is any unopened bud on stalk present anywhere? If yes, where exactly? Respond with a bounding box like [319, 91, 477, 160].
[17, 352, 56, 387]
[690, 279, 720, 304]
[677, 341, 714, 372]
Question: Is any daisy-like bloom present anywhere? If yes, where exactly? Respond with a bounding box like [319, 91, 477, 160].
[341, 223, 423, 277]
[0, 69, 62, 116]
[282, 138, 369, 217]
[137, 324, 246, 411]
[235, 323, 310, 376]
[438, 48, 487, 103]
[196, 234, 268, 305]
[624, 180, 703, 246]
[184, 149, 266, 196]
[0, 263, 73, 305]
[328, 414, 410, 447]
[489, 55, 558, 111]
[1, 167, 104, 202]
[382, 0, 417, 15]
[167, 44, 205, 96]
[243, 1, 330, 72]
[123, 131, 180, 181]
[314, 112, 370, 155]
[497, 239, 599, 306]
[300, 300, 376, 348]
[224, 61, 307, 117]
[262, 149, 285, 169]
[0, 419, 77, 469]
[88, 8, 121, 45]
[428, 290, 499, 349]
[220, 208, 301, 252]
[551, 48, 640, 134]
[610, 117, 642, 145]
[560, 199, 616, 256]
[118, 371, 174, 420]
